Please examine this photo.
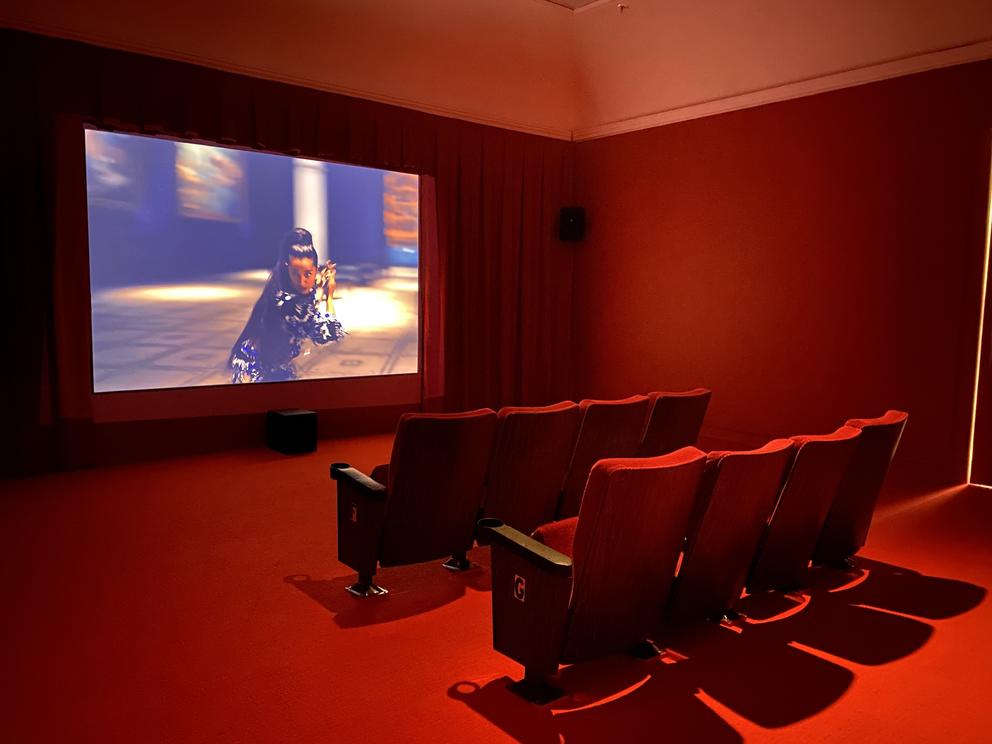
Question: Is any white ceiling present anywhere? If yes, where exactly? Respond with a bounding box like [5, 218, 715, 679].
[3, 0, 991, 141]
[572, 0, 992, 139]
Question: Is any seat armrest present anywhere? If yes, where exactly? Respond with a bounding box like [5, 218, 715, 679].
[480, 520, 573, 576]
[479, 519, 573, 677]
[331, 462, 387, 576]
[331, 462, 387, 500]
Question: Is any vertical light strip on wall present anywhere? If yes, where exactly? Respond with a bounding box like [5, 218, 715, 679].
[966, 142, 992, 484]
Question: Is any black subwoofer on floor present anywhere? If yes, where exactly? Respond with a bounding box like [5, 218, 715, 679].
[266, 409, 317, 454]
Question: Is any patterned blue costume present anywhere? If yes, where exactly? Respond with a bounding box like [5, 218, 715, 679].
[229, 286, 344, 383]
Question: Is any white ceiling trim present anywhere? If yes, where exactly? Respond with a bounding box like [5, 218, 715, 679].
[572, 0, 619, 15]
[572, 39, 992, 142]
[535, 0, 610, 11]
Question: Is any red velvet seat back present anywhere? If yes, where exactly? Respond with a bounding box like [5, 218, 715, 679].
[561, 447, 706, 663]
[379, 409, 497, 566]
[668, 439, 794, 622]
[639, 388, 712, 456]
[814, 410, 908, 564]
[484, 401, 583, 535]
[558, 395, 652, 519]
[748, 426, 861, 591]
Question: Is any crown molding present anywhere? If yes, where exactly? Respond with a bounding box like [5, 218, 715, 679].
[573, 0, 616, 16]
[571, 39, 992, 141]
[6, 18, 992, 145]
[535, 0, 611, 12]
[0, 18, 574, 141]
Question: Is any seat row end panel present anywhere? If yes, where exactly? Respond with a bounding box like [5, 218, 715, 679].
[485, 521, 573, 680]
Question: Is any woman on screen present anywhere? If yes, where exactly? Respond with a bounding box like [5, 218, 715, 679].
[229, 228, 344, 383]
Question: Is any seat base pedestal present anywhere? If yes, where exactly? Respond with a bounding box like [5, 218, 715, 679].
[507, 675, 565, 705]
[629, 640, 662, 659]
[819, 556, 858, 570]
[712, 608, 745, 624]
[442, 555, 474, 572]
[346, 581, 388, 598]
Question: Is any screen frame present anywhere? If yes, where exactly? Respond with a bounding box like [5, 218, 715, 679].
[63, 121, 425, 422]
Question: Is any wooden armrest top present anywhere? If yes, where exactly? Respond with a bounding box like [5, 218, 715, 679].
[330, 462, 387, 500]
[478, 519, 573, 577]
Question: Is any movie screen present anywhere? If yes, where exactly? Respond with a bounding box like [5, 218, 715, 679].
[84, 130, 419, 393]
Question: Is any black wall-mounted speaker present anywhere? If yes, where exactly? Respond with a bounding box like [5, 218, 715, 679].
[559, 206, 585, 242]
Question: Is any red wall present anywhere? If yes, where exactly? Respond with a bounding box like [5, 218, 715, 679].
[573, 60, 992, 489]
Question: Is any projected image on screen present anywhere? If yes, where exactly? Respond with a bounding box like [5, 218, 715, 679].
[85, 130, 419, 393]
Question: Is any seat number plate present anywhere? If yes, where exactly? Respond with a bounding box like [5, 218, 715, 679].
[514, 575, 526, 603]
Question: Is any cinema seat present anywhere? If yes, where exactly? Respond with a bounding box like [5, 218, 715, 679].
[557, 395, 652, 519]
[481, 447, 705, 703]
[330, 409, 497, 597]
[667, 438, 794, 623]
[813, 410, 909, 567]
[482, 401, 583, 536]
[747, 426, 861, 593]
[638, 388, 712, 456]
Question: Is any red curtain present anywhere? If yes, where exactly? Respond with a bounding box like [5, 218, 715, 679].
[1, 30, 575, 474]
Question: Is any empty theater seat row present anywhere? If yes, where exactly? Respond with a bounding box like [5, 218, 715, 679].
[331, 389, 711, 596]
[482, 410, 908, 703]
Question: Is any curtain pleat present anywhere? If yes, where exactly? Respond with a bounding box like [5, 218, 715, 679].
[1, 29, 574, 474]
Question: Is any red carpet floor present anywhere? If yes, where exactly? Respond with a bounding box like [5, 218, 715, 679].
[2, 436, 990, 743]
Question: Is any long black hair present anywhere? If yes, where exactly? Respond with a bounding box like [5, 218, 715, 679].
[228, 227, 319, 366]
